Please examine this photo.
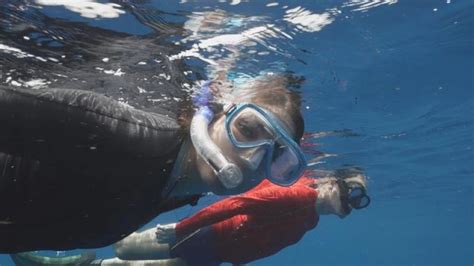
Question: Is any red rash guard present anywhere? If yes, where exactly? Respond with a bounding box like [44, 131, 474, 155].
[175, 176, 319, 264]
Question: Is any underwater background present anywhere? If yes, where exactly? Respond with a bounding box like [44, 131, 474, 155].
[1, 0, 472, 265]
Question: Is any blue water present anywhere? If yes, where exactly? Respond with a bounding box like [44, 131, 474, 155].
[1, 0, 472, 265]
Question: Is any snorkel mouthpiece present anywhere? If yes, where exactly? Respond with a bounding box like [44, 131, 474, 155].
[190, 82, 243, 189]
[216, 163, 243, 189]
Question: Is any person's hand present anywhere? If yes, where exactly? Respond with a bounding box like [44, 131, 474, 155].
[155, 223, 177, 243]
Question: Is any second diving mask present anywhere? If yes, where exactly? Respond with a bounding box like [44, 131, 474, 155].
[336, 179, 371, 213]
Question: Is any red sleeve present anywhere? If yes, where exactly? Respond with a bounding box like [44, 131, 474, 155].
[176, 181, 274, 238]
[239, 184, 317, 216]
[255, 176, 315, 189]
[215, 184, 319, 264]
[252, 179, 273, 190]
[176, 196, 247, 238]
[176, 183, 317, 238]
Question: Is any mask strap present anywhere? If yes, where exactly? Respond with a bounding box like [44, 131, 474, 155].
[193, 80, 212, 108]
[336, 179, 352, 214]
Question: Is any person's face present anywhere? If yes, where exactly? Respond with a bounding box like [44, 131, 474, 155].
[316, 179, 349, 218]
[197, 108, 295, 195]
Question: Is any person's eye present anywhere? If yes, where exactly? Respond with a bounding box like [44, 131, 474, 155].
[237, 121, 255, 138]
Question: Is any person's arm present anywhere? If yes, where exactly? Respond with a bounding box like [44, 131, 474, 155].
[0, 86, 183, 252]
[175, 195, 248, 238]
[176, 184, 317, 238]
[114, 228, 171, 261]
[157, 181, 276, 242]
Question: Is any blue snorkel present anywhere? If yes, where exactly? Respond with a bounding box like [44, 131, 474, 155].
[190, 81, 243, 189]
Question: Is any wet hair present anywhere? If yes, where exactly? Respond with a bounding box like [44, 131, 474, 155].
[179, 74, 305, 143]
[334, 166, 364, 180]
[232, 74, 305, 142]
[306, 167, 368, 191]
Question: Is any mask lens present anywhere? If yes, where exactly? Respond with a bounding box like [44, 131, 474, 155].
[269, 146, 302, 185]
[241, 147, 266, 170]
[229, 108, 276, 146]
[226, 104, 307, 186]
[348, 187, 371, 209]
[349, 187, 364, 198]
[351, 195, 370, 209]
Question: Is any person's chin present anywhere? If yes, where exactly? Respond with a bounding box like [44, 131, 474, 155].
[208, 179, 230, 195]
[205, 163, 265, 195]
[211, 175, 262, 195]
[338, 208, 352, 219]
[211, 181, 251, 195]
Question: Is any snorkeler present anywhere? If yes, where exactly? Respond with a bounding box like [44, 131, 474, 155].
[0, 73, 306, 252]
[13, 169, 369, 265]
[110, 169, 370, 266]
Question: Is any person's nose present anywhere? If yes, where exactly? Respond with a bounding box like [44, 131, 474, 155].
[241, 147, 266, 170]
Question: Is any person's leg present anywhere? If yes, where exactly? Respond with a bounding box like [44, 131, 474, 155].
[115, 227, 171, 260]
[96, 257, 187, 266]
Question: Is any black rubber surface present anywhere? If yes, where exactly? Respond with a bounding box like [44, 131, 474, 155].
[0, 86, 193, 252]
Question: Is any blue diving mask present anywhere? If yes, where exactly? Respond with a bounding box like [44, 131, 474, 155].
[224, 103, 307, 186]
[336, 179, 371, 214]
